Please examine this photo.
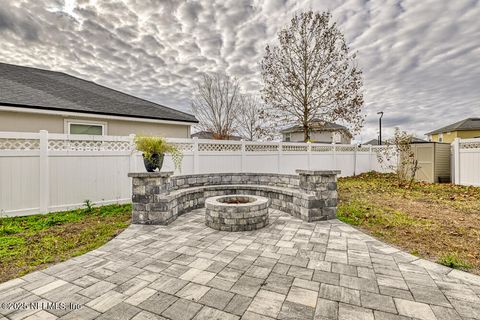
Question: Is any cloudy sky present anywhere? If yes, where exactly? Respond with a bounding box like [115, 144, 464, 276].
[1, 0, 479, 141]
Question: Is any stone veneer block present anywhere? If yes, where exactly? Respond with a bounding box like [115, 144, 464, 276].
[128, 170, 340, 225]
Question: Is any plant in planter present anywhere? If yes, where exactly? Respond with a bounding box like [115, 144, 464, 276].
[134, 136, 183, 172]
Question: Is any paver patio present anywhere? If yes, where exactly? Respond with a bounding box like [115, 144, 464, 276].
[1, 209, 480, 320]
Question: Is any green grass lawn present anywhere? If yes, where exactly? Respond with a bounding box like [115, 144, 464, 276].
[0, 204, 131, 283]
[338, 172, 480, 274]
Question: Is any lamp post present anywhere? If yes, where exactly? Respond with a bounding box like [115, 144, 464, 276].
[377, 111, 384, 145]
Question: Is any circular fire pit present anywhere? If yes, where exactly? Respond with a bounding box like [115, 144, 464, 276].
[205, 195, 270, 231]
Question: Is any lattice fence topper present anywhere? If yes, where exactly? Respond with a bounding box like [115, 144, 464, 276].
[357, 146, 371, 152]
[198, 143, 241, 152]
[282, 144, 308, 152]
[245, 144, 279, 152]
[310, 145, 334, 152]
[460, 141, 480, 149]
[372, 147, 386, 154]
[48, 139, 133, 152]
[335, 145, 357, 152]
[170, 142, 194, 152]
[0, 138, 40, 150]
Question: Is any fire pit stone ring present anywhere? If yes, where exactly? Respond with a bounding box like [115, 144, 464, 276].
[205, 195, 270, 231]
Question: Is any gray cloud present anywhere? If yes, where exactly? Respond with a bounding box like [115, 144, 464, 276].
[0, 3, 41, 41]
[0, 0, 479, 142]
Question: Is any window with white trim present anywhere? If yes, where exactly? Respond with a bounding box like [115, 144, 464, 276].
[65, 120, 106, 135]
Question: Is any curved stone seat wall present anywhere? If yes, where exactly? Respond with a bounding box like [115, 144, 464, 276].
[128, 170, 340, 226]
[169, 173, 300, 190]
[155, 185, 297, 225]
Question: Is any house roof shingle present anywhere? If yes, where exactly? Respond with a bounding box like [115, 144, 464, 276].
[191, 131, 243, 140]
[426, 118, 480, 135]
[0, 62, 197, 123]
[363, 137, 427, 145]
[280, 119, 351, 137]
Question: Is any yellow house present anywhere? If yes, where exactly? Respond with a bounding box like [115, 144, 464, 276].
[426, 118, 480, 143]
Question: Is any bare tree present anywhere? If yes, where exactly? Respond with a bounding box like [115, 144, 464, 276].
[236, 94, 275, 141]
[191, 74, 241, 139]
[261, 11, 364, 142]
[377, 128, 420, 187]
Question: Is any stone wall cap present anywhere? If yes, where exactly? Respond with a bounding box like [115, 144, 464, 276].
[295, 170, 341, 175]
[128, 172, 174, 178]
[172, 172, 298, 179]
[205, 195, 269, 207]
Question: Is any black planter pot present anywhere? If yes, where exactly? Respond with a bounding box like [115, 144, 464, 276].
[143, 153, 164, 172]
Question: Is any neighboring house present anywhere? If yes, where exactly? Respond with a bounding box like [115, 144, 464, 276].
[363, 139, 384, 145]
[363, 137, 427, 145]
[0, 63, 197, 137]
[191, 131, 243, 140]
[281, 120, 352, 144]
[426, 118, 480, 143]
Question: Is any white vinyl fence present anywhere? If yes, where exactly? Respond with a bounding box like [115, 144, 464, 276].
[452, 138, 480, 186]
[0, 131, 392, 216]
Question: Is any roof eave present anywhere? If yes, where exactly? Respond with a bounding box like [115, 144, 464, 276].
[425, 128, 480, 135]
[0, 102, 199, 124]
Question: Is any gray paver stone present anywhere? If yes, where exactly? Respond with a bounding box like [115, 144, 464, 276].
[162, 299, 202, 320]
